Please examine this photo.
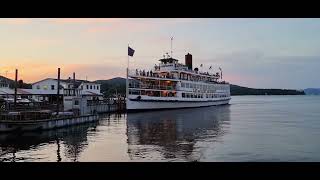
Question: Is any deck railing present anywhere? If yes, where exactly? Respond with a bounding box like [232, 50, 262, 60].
[0, 111, 71, 121]
[129, 69, 228, 84]
[1, 102, 63, 112]
[129, 70, 175, 79]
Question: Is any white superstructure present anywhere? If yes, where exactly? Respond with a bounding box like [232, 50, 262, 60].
[127, 53, 231, 110]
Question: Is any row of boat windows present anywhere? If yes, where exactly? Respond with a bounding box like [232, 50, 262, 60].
[129, 89, 177, 97]
[181, 82, 226, 91]
[129, 89, 228, 99]
[182, 93, 229, 98]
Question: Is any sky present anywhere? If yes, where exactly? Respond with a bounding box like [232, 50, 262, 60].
[0, 18, 319, 89]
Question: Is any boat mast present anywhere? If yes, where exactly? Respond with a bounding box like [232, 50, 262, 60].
[170, 37, 173, 58]
[126, 44, 129, 102]
[14, 69, 18, 110]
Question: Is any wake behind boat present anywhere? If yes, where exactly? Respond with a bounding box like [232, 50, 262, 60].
[126, 46, 231, 111]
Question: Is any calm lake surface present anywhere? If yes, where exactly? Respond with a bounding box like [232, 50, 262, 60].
[1, 95, 320, 162]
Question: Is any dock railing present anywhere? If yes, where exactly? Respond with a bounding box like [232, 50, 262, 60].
[0, 110, 73, 122]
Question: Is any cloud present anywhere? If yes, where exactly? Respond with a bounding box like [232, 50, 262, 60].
[84, 21, 155, 34]
[47, 18, 198, 25]
[0, 18, 32, 25]
[2, 52, 319, 89]
[263, 55, 320, 65]
[0, 18, 195, 27]
[46, 18, 120, 24]
[83, 18, 199, 35]
[197, 49, 265, 65]
[61, 63, 125, 81]
[27, 37, 62, 48]
[0, 61, 125, 83]
[190, 49, 320, 88]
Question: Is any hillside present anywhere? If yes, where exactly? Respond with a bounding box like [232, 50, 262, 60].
[304, 88, 320, 95]
[95, 77, 305, 96]
[230, 84, 305, 95]
[94, 77, 126, 97]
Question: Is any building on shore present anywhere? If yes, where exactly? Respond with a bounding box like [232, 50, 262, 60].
[0, 78, 9, 89]
[0, 76, 103, 113]
[30, 78, 102, 100]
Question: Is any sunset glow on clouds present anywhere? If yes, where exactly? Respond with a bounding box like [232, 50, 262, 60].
[0, 18, 319, 89]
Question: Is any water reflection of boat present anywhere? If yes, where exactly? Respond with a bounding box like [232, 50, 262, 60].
[126, 105, 231, 161]
[0, 121, 99, 162]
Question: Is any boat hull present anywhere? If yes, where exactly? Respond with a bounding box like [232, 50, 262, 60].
[127, 98, 231, 111]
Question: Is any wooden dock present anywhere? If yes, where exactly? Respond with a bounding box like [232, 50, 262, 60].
[0, 101, 126, 132]
[0, 114, 99, 132]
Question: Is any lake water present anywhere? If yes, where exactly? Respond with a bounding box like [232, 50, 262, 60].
[1, 95, 320, 162]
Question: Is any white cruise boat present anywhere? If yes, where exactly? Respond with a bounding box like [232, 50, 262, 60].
[126, 53, 231, 111]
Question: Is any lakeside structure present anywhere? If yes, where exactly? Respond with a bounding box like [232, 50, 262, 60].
[0, 70, 125, 132]
[0, 79, 9, 89]
[31, 77, 103, 101]
[0, 75, 103, 110]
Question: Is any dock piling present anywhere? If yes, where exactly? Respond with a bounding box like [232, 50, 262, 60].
[73, 72, 76, 96]
[56, 68, 61, 115]
[14, 69, 18, 110]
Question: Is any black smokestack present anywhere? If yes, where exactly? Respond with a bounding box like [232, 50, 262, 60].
[185, 53, 192, 70]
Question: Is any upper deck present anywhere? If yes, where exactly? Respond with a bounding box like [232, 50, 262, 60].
[129, 58, 228, 85]
[128, 69, 228, 84]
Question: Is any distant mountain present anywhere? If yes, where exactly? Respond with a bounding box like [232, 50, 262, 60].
[94, 77, 126, 97]
[230, 84, 305, 95]
[95, 77, 305, 96]
[95, 77, 126, 85]
[304, 88, 320, 95]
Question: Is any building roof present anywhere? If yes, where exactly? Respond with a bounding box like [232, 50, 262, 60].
[32, 78, 100, 86]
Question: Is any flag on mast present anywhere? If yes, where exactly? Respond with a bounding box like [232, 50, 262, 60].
[128, 46, 135, 57]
